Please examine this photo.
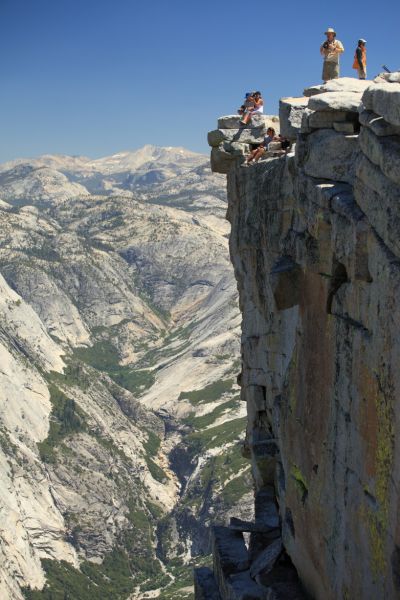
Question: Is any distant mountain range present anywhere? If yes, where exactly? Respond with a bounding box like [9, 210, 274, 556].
[0, 147, 252, 600]
[0, 146, 206, 199]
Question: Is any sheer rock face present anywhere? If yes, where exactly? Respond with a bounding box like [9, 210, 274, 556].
[209, 78, 400, 599]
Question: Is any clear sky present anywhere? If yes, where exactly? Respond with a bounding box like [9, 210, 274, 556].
[0, 0, 398, 162]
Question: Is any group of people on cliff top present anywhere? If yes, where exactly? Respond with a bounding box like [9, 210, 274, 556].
[238, 30, 367, 127]
[321, 28, 367, 82]
[236, 28, 367, 165]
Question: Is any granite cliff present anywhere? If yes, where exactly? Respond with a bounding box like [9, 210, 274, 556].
[201, 74, 400, 599]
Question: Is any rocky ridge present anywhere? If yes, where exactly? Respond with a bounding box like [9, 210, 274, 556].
[203, 74, 400, 599]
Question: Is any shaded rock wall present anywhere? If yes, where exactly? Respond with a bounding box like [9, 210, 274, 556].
[204, 77, 400, 599]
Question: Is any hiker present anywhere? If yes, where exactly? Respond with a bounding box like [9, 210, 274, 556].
[238, 92, 253, 116]
[245, 127, 276, 164]
[276, 134, 292, 154]
[320, 28, 344, 82]
[353, 39, 367, 79]
[240, 91, 264, 125]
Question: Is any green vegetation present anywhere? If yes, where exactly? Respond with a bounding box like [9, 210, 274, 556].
[179, 379, 235, 406]
[137, 339, 191, 369]
[291, 464, 309, 503]
[74, 341, 119, 371]
[143, 429, 162, 456]
[182, 437, 250, 511]
[186, 416, 247, 454]
[48, 362, 90, 391]
[111, 367, 155, 395]
[22, 493, 168, 599]
[23, 552, 137, 600]
[184, 396, 240, 429]
[25, 245, 60, 262]
[0, 428, 18, 456]
[37, 385, 85, 463]
[145, 456, 168, 483]
[89, 238, 114, 252]
[73, 341, 155, 395]
[141, 428, 167, 482]
[221, 472, 251, 506]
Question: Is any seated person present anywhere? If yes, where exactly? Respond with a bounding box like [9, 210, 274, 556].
[238, 92, 254, 118]
[252, 91, 264, 114]
[274, 134, 292, 154]
[240, 91, 264, 125]
[245, 127, 277, 164]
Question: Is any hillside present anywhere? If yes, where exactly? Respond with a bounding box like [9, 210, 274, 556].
[0, 147, 253, 600]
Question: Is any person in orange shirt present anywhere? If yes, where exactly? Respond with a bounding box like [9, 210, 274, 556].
[353, 39, 367, 80]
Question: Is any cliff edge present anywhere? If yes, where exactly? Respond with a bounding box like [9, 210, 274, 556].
[199, 75, 400, 599]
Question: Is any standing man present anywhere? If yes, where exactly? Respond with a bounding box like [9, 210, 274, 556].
[353, 39, 367, 79]
[320, 27, 344, 82]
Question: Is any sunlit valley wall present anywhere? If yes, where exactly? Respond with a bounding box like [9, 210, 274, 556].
[0, 147, 252, 600]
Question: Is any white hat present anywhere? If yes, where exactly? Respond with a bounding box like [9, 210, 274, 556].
[359, 38, 367, 44]
[325, 27, 336, 35]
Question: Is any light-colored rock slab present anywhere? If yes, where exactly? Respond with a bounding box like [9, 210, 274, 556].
[362, 81, 400, 126]
[208, 128, 265, 148]
[211, 146, 238, 174]
[308, 91, 361, 113]
[304, 77, 371, 97]
[217, 114, 279, 130]
[355, 154, 400, 256]
[279, 97, 309, 139]
[359, 126, 400, 186]
[302, 129, 359, 183]
[359, 109, 400, 136]
[308, 111, 354, 129]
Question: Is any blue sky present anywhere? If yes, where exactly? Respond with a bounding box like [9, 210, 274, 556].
[0, 0, 398, 162]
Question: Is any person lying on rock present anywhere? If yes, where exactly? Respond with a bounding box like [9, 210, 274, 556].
[353, 39, 367, 80]
[320, 27, 344, 82]
[245, 127, 277, 164]
[240, 91, 264, 125]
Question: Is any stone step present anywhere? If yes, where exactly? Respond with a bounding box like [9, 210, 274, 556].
[249, 538, 283, 579]
[229, 517, 280, 536]
[194, 567, 222, 600]
[212, 525, 250, 577]
[254, 487, 280, 529]
[212, 526, 252, 599]
[264, 580, 307, 600]
[256, 562, 300, 588]
[225, 570, 269, 600]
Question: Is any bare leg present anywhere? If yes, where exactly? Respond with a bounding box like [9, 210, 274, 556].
[246, 149, 258, 163]
[253, 147, 265, 162]
[241, 111, 252, 125]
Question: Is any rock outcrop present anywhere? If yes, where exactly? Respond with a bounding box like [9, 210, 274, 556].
[204, 76, 400, 599]
[208, 114, 280, 174]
